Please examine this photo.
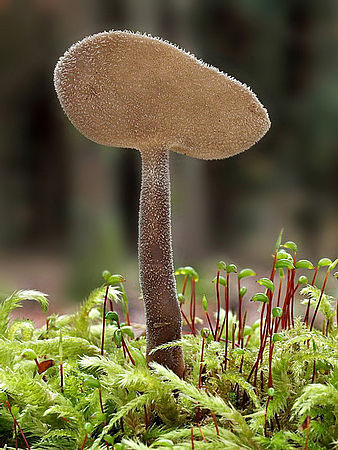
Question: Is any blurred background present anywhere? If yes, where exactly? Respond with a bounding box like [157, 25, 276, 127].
[0, 0, 337, 322]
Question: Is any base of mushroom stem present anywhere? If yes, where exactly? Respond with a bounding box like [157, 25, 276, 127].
[146, 345, 185, 378]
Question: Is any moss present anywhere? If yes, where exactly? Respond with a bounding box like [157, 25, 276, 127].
[0, 238, 336, 449]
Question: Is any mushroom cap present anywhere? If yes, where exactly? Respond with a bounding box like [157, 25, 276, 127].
[54, 30, 270, 160]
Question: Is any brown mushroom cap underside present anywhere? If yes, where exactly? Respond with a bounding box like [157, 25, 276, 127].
[54, 30, 270, 160]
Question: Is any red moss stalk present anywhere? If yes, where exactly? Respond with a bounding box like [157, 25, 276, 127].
[80, 434, 88, 450]
[211, 412, 220, 436]
[121, 337, 135, 366]
[182, 275, 188, 295]
[241, 311, 247, 348]
[215, 270, 221, 338]
[144, 405, 149, 430]
[198, 337, 205, 389]
[289, 254, 297, 327]
[232, 323, 237, 350]
[190, 425, 195, 449]
[237, 278, 243, 345]
[304, 415, 310, 450]
[264, 396, 271, 437]
[276, 275, 283, 308]
[99, 387, 110, 449]
[205, 311, 216, 340]
[190, 278, 197, 335]
[60, 359, 64, 394]
[281, 269, 293, 330]
[268, 336, 274, 389]
[249, 252, 277, 384]
[224, 274, 230, 369]
[304, 266, 319, 325]
[179, 299, 195, 335]
[6, 401, 30, 450]
[309, 268, 330, 331]
[218, 273, 229, 341]
[101, 284, 110, 356]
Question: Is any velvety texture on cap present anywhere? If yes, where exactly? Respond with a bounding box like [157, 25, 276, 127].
[54, 30, 270, 159]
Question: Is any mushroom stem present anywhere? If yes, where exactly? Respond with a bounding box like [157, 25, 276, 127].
[139, 149, 184, 377]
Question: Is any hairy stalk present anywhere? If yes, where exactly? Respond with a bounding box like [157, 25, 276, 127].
[139, 150, 184, 377]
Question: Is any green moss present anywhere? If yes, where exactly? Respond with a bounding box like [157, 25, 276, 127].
[0, 239, 336, 449]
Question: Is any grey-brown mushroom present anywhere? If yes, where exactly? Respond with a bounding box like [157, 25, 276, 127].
[54, 30, 270, 377]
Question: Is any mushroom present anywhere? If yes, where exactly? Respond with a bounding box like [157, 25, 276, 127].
[54, 30, 270, 378]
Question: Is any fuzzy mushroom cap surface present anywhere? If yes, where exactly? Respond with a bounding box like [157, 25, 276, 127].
[54, 30, 270, 159]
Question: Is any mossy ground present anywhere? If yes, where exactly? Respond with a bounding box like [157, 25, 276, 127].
[0, 238, 337, 449]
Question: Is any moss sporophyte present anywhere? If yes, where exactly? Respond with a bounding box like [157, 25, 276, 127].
[54, 30, 270, 377]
